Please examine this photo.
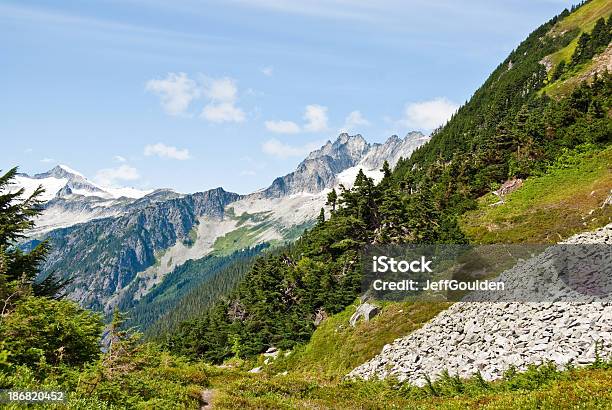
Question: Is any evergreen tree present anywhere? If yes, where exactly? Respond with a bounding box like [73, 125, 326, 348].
[571, 32, 592, 66]
[381, 160, 392, 180]
[551, 60, 566, 81]
[590, 17, 608, 52]
[326, 188, 338, 212]
[0, 168, 67, 310]
[0, 167, 103, 377]
[317, 208, 326, 225]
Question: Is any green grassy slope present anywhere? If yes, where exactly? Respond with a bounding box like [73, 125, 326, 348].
[546, 0, 611, 66]
[211, 208, 313, 256]
[207, 360, 612, 409]
[542, 0, 612, 97]
[266, 301, 450, 382]
[460, 146, 612, 243]
[549, 0, 612, 39]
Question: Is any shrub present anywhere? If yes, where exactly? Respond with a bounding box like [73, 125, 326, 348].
[0, 297, 103, 372]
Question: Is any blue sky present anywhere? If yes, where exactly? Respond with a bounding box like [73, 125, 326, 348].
[1, 0, 574, 194]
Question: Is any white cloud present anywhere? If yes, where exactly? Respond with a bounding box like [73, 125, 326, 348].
[399, 97, 458, 130]
[146, 73, 247, 123]
[95, 165, 140, 187]
[40, 158, 55, 163]
[263, 104, 329, 134]
[144, 143, 191, 160]
[261, 66, 274, 76]
[145, 72, 200, 116]
[262, 138, 321, 159]
[303, 104, 329, 132]
[239, 170, 257, 176]
[340, 110, 370, 133]
[202, 102, 246, 123]
[113, 155, 127, 162]
[265, 120, 301, 134]
[200, 77, 246, 123]
[204, 77, 238, 102]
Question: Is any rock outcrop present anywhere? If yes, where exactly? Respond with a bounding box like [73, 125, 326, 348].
[348, 225, 612, 386]
[259, 132, 428, 198]
[350, 302, 381, 327]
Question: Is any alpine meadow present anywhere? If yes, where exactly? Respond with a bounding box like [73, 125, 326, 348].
[1, 0, 611, 409]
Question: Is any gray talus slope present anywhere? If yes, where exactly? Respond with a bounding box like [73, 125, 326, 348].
[348, 225, 612, 386]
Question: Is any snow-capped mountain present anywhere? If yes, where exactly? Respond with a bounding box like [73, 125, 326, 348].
[359, 131, 429, 170]
[20, 132, 429, 314]
[11, 165, 168, 235]
[260, 132, 428, 198]
[13, 164, 152, 201]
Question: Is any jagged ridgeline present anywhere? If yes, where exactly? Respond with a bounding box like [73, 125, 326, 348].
[164, 0, 611, 362]
[18, 132, 425, 324]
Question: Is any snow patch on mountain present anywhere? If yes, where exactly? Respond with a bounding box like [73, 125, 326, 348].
[9, 165, 161, 235]
[21, 131, 431, 311]
[231, 193, 327, 230]
[57, 164, 85, 178]
[12, 174, 69, 202]
[336, 167, 383, 187]
[29, 204, 124, 237]
[13, 165, 152, 201]
[114, 216, 241, 310]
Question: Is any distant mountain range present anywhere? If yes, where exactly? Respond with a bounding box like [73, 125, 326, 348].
[14, 164, 153, 201]
[17, 132, 428, 315]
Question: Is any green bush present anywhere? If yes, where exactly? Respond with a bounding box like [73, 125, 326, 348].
[0, 297, 103, 372]
[74, 343, 209, 409]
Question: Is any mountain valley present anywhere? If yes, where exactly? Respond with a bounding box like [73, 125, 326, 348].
[15, 132, 429, 319]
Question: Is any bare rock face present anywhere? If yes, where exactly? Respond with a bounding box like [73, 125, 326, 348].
[490, 178, 524, 206]
[350, 302, 381, 327]
[347, 225, 612, 386]
[28, 187, 241, 312]
[314, 308, 328, 327]
[259, 132, 429, 198]
[495, 178, 523, 196]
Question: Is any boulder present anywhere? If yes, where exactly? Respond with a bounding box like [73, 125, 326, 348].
[350, 302, 380, 327]
[314, 308, 328, 327]
[264, 347, 280, 359]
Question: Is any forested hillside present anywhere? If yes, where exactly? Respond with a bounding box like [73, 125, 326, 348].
[0, 1, 610, 409]
[132, 244, 268, 338]
[164, 0, 611, 364]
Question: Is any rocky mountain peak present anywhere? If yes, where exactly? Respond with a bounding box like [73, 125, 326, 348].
[35, 164, 86, 181]
[306, 133, 368, 163]
[13, 164, 154, 215]
[358, 131, 430, 170]
[405, 131, 425, 140]
[259, 131, 428, 199]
